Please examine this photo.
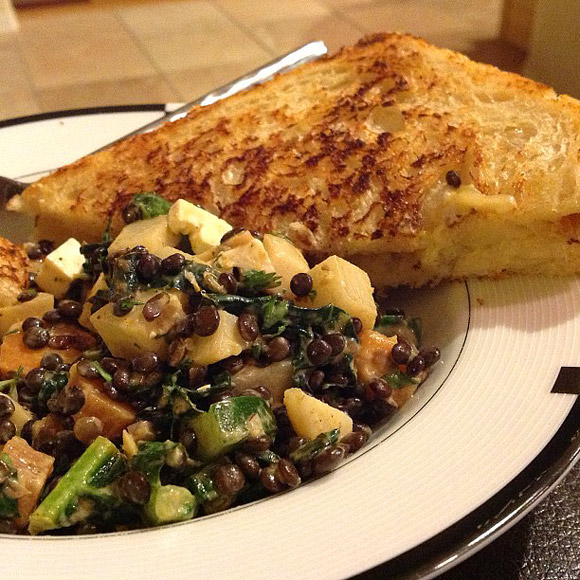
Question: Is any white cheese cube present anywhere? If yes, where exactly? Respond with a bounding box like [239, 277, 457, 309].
[167, 200, 232, 253]
[35, 238, 85, 299]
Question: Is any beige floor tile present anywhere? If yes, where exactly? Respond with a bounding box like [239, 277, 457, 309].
[165, 55, 275, 101]
[215, 0, 330, 23]
[36, 74, 180, 113]
[16, 5, 156, 89]
[116, 0, 270, 71]
[0, 86, 41, 121]
[248, 15, 364, 55]
[0, 35, 40, 121]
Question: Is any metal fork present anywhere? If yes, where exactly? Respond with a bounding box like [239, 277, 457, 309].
[0, 40, 327, 206]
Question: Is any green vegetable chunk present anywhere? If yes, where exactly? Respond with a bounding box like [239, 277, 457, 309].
[131, 441, 197, 526]
[192, 396, 276, 463]
[28, 436, 129, 535]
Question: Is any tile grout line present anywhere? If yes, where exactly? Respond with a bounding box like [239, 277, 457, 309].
[107, 4, 186, 102]
[212, 0, 278, 58]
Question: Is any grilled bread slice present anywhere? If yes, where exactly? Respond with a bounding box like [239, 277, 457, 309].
[0, 237, 29, 308]
[8, 33, 580, 287]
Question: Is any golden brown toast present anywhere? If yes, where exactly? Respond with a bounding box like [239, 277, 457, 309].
[8, 33, 580, 287]
[0, 237, 29, 308]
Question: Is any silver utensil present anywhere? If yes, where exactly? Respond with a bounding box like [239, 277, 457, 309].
[0, 40, 327, 206]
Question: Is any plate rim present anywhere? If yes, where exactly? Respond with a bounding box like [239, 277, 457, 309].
[1, 105, 579, 579]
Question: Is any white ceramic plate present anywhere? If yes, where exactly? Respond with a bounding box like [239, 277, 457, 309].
[0, 107, 578, 579]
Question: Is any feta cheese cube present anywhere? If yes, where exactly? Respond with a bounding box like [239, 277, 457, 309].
[36, 238, 85, 299]
[167, 200, 232, 253]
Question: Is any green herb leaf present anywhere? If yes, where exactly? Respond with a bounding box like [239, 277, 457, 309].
[131, 193, 171, 220]
[91, 361, 113, 384]
[239, 270, 281, 294]
[382, 370, 417, 389]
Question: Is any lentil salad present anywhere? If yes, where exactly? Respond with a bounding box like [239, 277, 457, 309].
[0, 194, 439, 535]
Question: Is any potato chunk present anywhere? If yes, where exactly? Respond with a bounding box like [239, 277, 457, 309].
[184, 311, 251, 366]
[263, 234, 309, 297]
[108, 215, 179, 256]
[0, 292, 54, 336]
[90, 289, 184, 360]
[284, 388, 352, 440]
[307, 255, 377, 331]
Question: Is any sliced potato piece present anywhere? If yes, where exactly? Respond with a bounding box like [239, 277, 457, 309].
[0, 394, 32, 435]
[263, 234, 309, 297]
[231, 359, 293, 406]
[184, 310, 251, 366]
[306, 255, 377, 331]
[354, 330, 398, 385]
[284, 387, 352, 440]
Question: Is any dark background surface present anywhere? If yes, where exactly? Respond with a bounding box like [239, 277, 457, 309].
[439, 461, 579, 579]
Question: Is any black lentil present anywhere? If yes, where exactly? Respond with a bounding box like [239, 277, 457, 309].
[57, 300, 82, 319]
[40, 352, 63, 371]
[137, 253, 161, 281]
[25, 368, 45, 393]
[276, 459, 301, 488]
[161, 253, 185, 275]
[56, 385, 85, 416]
[77, 359, 101, 379]
[42, 308, 62, 324]
[308, 369, 325, 391]
[131, 352, 160, 374]
[307, 338, 333, 366]
[241, 434, 272, 453]
[324, 333, 346, 356]
[48, 334, 75, 350]
[407, 355, 426, 377]
[119, 471, 151, 505]
[341, 430, 368, 454]
[391, 340, 412, 365]
[188, 365, 207, 388]
[122, 203, 140, 224]
[0, 419, 16, 443]
[194, 305, 220, 336]
[260, 465, 284, 493]
[237, 312, 260, 341]
[214, 464, 246, 496]
[218, 272, 237, 294]
[234, 452, 261, 480]
[179, 429, 197, 456]
[73, 416, 103, 445]
[267, 336, 291, 362]
[290, 272, 313, 297]
[22, 317, 44, 332]
[0, 396, 15, 419]
[23, 326, 50, 349]
[313, 445, 346, 474]
[221, 355, 244, 375]
[38, 239, 55, 255]
[420, 347, 441, 367]
[17, 289, 37, 303]
[369, 378, 392, 400]
[142, 292, 170, 322]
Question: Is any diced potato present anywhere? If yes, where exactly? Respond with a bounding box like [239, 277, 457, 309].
[167, 199, 232, 253]
[70, 367, 136, 439]
[78, 273, 107, 332]
[2, 436, 54, 528]
[307, 255, 377, 331]
[184, 310, 251, 366]
[90, 289, 185, 360]
[354, 330, 398, 385]
[231, 360, 293, 406]
[108, 215, 180, 256]
[122, 430, 139, 459]
[263, 234, 310, 297]
[0, 292, 54, 336]
[0, 394, 32, 435]
[284, 388, 352, 440]
[212, 231, 275, 274]
[35, 238, 85, 299]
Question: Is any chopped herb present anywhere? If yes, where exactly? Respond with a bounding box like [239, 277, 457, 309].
[91, 360, 113, 384]
[239, 270, 281, 294]
[382, 370, 417, 389]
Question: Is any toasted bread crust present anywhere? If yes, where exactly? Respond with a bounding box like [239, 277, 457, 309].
[0, 237, 29, 307]
[9, 33, 580, 286]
